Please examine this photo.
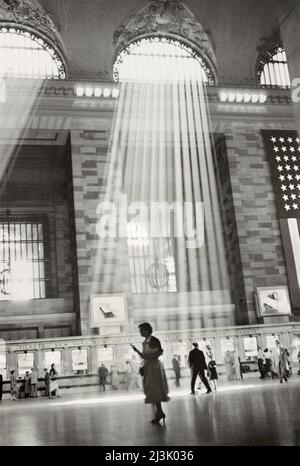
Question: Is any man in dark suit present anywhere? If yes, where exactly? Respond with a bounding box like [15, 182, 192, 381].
[188, 343, 212, 394]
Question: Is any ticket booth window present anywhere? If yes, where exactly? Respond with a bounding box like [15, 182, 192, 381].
[97, 347, 114, 370]
[44, 350, 62, 375]
[17, 352, 34, 378]
[243, 337, 258, 361]
[265, 335, 279, 350]
[220, 338, 235, 360]
[172, 342, 188, 367]
[71, 349, 88, 375]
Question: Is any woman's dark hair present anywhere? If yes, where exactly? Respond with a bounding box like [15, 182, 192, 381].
[138, 322, 153, 334]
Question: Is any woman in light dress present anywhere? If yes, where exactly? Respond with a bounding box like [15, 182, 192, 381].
[131, 322, 169, 425]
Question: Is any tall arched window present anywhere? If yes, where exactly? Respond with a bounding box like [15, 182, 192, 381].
[113, 36, 215, 85]
[105, 36, 230, 298]
[257, 45, 291, 89]
[0, 26, 66, 79]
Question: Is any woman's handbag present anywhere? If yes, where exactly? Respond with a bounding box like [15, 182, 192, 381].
[139, 366, 144, 377]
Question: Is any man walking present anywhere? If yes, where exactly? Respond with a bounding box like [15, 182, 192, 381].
[188, 343, 212, 394]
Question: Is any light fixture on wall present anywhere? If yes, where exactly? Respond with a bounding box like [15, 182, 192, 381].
[219, 91, 267, 104]
[75, 85, 119, 98]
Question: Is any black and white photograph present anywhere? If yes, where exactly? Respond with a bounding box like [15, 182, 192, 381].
[0, 0, 300, 451]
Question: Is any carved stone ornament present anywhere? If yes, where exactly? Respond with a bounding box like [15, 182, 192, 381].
[0, 0, 60, 44]
[113, 0, 216, 80]
[256, 27, 282, 55]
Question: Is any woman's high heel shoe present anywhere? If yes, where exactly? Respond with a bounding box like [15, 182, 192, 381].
[151, 413, 166, 425]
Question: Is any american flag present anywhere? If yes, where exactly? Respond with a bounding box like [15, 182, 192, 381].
[262, 130, 300, 312]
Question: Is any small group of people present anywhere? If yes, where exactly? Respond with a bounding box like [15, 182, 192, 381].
[10, 367, 38, 401]
[258, 340, 291, 383]
[98, 357, 142, 392]
[172, 344, 218, 392]
[188, 342, 218, 394]
[9, 363, 61, 401]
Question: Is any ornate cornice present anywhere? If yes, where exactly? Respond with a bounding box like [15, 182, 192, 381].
[0, 0, 60, 46]
[2, 79, 292, 102]
[113, 0, 217, 83]
[3, 321, 300, 352]
[0, 79, 294, 121]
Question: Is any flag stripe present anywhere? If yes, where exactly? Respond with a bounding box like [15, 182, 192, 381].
[288, 218, 300, 288]
[279, 218, 300, 309]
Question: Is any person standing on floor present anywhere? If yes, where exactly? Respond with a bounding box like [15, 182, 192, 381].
[257, 347, 265, 379]
[98, 363, 109, 392]
[30, 367, 38, 398]
[263, 348, 271, 377]
[172, 354, 181, 387]
[124, 361, 132, 390]
[233, 350, 242, 381]
[188, 343, 212, 394]
[131, 322, 169, 425]
[10, 370, 17, 401]
[271, 340, 288, 383]
[24, 371, 31, 398]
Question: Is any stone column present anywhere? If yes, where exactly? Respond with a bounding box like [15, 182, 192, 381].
[63, 348, 73, 376]
[89, 346, 98, 374]
[236, 336, 245, 361]
[36, 349, 44, 377]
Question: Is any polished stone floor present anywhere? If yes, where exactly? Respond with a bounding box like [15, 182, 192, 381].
[0, 377, 300, 446]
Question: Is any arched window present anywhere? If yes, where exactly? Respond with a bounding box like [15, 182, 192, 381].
[257, 45, 290, 89]
[113, 36, 215, 85]
[0, 26, 66, 79]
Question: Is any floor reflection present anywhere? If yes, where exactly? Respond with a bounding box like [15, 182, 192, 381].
[0, 378, 299, 445]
